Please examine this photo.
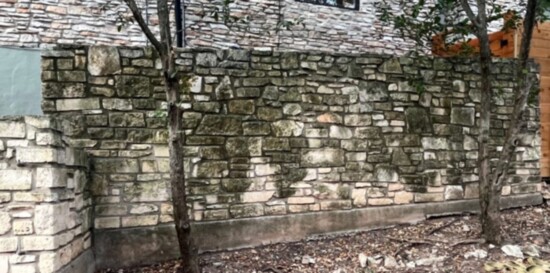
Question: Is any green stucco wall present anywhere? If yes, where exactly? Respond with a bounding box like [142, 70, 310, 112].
[0, 47, 42, 116]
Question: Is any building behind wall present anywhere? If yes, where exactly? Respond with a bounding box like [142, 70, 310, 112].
[0, 0, 522, 54]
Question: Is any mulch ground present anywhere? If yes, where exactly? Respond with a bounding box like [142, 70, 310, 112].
[99, 202, 550, 273]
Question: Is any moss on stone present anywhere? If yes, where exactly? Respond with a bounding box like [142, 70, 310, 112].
[222, 179, 252, 193]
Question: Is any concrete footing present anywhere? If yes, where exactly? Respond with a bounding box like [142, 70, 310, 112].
[94, 193, 543, 270]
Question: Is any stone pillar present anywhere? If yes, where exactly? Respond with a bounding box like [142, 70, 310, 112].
[0, 116, 93, 273]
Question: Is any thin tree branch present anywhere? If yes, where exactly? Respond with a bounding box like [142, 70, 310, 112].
[123, 0, 163, 53]
[460, 0, 480, 27]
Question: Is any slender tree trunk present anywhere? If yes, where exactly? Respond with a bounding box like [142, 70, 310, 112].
[490, 0, 538, 191]
[467, 0, 504, 244]
[123, 0, 200, 272]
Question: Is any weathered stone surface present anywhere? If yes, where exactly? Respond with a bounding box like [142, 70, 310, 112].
[271, 120, 304, 137]
[195, 161, 228, 178]
[359, 82, 388, 102]
[0, 170, 32, 190]
[196, 115, 242, 135]
[94, 158, 139, 173]
[379, 58, 402, 74]
[405, 108, 432, 133]
[228, 100, 255, 114]
[36, 167, 67, 188]
[0, 122, 26, 138]
[124, 182, 170, 202]
[445, 185, 464, 200]
[230, 204, 264, 218]
[56, 98, 100, 111]
[116, 76, 151, 97]
[34, 203, 69, 235]
[196, 52, 218, 67]
[421, 137, 450, 150]
[301, 148, 345, 167]
[257, 107, 283, 121]
[329, 126, 353, 139]
[0, 212, 10, 235]
[344, 115, 372, 126]
[226, 137, 262, 157]
[374, 166, 398, 182]
[451, 107, 475, 126]
[391, 148, 411, 166]
[88, 46, 121, 76]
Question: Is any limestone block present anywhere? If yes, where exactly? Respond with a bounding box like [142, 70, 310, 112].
[94, 217, 120, 229]
[319, 200, 352, 210]
[283, 104, 302, 116]
[351, 188, 367, 207]
[21, 236, 57, 251]
[56, 98, 100, 111]
[451, 107, 475, 126]
[0, 170, 32, 190]
[93, 158, 139, 173]
[36, 167, 66, 188]
[226, 137, 262, 157]
[195, 52, 218, 67]
[115, 76, 151, 97]
[195, 161, 228, 178]
[88, 46, 121, 76]
[378, 58, 402, 74]
[464, 183, 480, 199]
[121, 215, 159, 227]
[329, 126, 353, 139]
[255, 164, 280, 176]
[414, 193, 444, 203]
[288, 197, 315, 204]
[444, 185, 464, 200]
[368, 198, 394, 206]
[12, 220, 33, 235]
[229, 204, 264, 218]
[271, 120, 303, 137]
[0, 121, 25, 138]
[129, 204, 159, 214]
[421, 137, 450, 150]
[0, 193, 10, 203]
[34, 203, 69, 235]
[300, 148, 345, 167]
[10, 264, 35, 273]
[102, 99, 133, 110]
[0, 212, 10, 235]
[0, 238, 17, 252]
[394, 191, 414, 204]
[228, 100, 255, 115]
[374, 166, 398, 182]
[241, 191, 275, 203]
[123, 182, 170, 202]
[196, 115, 242, 135]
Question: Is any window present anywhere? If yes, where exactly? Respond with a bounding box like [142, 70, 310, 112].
[296, 0, 359, 10]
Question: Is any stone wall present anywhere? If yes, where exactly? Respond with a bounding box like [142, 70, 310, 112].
[1, 0, 520, 55]
[0, 116, 93, 273]
[41, 45, 541, 229]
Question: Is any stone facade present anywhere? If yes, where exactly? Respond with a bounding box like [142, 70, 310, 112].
[0, 116, 93, 273]
[1, 0, 521, 54]
[40, 45, 541, 231]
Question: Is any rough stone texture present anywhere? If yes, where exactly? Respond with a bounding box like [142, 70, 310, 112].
[39, 46, 541, 235]
[0, 0, 520, 55]
[0, 116, 92, 273]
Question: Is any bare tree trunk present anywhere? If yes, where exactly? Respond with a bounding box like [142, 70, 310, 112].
[490, 0, 538, 192]
[123, 0, 200, 272]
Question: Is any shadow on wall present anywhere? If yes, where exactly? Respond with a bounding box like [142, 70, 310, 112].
[0, 47, 42, 116]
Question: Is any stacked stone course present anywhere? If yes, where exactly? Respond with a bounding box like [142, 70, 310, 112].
[0, 116, 92, 273]
[1, 0, 520, 55]
[40, 45, 541, 231]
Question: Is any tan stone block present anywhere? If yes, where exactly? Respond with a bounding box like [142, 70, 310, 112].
[38, 251, 63, 273]
[444, 185, 464, 200]
[16, 148, 59, 164]
[288, 205, 309, 213]
[241, 191, 275, 203]
[265, 205, 287, 215]
[36, 167, 67, 188]
[94, 217, 120, 229]
[153, 145, 169, 157]
[0, 170, 32, 190]
[0, 238, 17, 252]
[13, 220, 33, 235]
[0, 193, 9, 203]
[414, 193, 444, 203]
[56, 98, 100, 111]
[501, 185, 511, 196]
[287, 196, 315, 204]
[464, 183, 479, 199]
[121, 215, 158, 227]
[319, 200, 352, 210]
[21, 236, 57, 251]
[0, 121, 25, 138]
[9, 264, 35, 273]
[351, 188, 367, 207]
[368, 198, 394, 206]
[0, 212, 10, 235]
[394, 191, 413, 204]
[388, 183, 404, 191]
[34, 203, 69, 235]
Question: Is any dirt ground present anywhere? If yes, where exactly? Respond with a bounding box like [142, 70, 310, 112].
[99, 201, 550, 273]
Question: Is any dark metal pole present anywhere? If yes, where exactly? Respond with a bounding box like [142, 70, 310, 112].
[175, 0, 183, 47]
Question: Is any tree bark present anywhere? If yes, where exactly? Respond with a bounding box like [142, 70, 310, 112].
[123, 0, 200, 272]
